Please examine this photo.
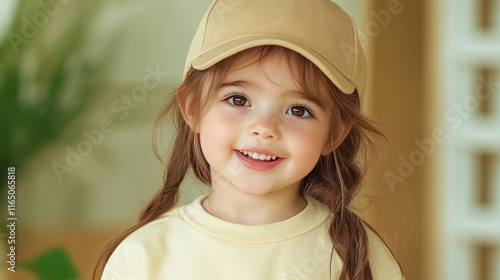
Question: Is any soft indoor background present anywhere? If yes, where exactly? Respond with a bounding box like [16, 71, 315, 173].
[1, 0, 499, 280]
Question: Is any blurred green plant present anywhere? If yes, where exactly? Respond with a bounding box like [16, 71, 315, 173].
[0, 0, 106, 190]
[19, 247, 79, 280]
[0, 0, 110, 278]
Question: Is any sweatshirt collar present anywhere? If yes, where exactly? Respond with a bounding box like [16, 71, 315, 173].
[179, 195, 330, 243]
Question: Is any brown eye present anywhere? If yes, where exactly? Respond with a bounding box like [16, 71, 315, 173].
[286, 106, 312, 117]
[227, 95, 250, 106]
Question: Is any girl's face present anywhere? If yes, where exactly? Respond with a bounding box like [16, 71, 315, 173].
[198, 52, 333, 197]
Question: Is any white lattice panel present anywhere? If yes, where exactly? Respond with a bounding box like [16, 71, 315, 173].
[438, 0, 500, 279]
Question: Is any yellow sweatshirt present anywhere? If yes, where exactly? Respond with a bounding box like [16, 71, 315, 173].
[102, 196, 404, 279]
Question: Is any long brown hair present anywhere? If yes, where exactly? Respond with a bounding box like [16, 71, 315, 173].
[93, 46, 385, 279]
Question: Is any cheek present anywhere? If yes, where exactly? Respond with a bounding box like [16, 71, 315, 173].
[199, 107, 240, 152]
[286, 123, 329, 155]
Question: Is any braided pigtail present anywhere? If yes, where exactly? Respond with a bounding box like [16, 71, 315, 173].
[302, 88, 383, 279]
[92, 68, 212, 279]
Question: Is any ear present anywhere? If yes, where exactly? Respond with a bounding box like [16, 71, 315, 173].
[321, 122, 353, 155]
[176, 85, 199, 133]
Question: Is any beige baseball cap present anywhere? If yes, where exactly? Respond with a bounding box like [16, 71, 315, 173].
[184, 0, 367, 101]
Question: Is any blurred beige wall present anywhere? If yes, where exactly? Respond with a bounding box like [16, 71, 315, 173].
[363, 0, 431, 279]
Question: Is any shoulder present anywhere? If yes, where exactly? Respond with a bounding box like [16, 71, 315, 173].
[101, 207, 185, 279]
[364, 224, 405, 279]
[119, 206, 185, 247]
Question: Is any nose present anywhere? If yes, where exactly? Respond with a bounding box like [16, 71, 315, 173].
[248, 112, 282, 141]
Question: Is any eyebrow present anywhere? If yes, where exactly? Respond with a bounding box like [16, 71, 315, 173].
[220, 80, 255, 88]
[219, 79, 312, 101]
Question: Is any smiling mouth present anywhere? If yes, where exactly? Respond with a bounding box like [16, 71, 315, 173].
[236, 150, 279, 162]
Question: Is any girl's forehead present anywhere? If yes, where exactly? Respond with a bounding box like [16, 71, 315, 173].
[227, 50, 278, 70]
[223, 51, 301, 88]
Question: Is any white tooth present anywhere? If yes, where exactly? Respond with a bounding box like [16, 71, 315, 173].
[265, 155, 271, 161]
[271, 156, 277, 160]
[243, 151, 248, 155]
[259, 154, 266, 160]
[248, 151, 253, 157]
[252, 153, 260, 160]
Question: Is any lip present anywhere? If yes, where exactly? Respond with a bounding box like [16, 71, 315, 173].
[234, 149, 284, 171]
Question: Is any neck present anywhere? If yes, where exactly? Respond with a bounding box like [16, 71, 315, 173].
[202, 185, 307, 225]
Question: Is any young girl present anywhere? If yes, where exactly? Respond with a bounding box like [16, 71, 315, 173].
[94, 0, 404, 279]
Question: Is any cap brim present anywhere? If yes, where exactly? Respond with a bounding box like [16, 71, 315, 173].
[191, 35, 356, 94]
